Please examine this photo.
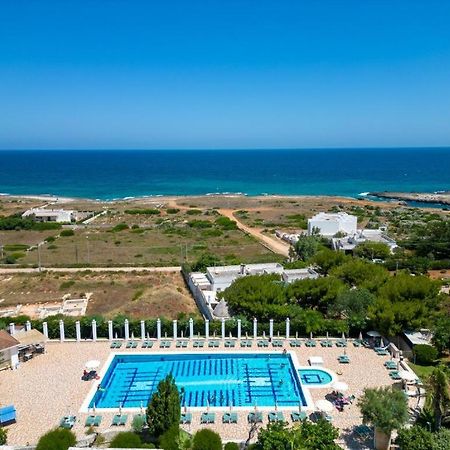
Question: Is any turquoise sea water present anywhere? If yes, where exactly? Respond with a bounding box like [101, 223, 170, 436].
[90, 353, 306, 409]
[0, 148, 449, 200]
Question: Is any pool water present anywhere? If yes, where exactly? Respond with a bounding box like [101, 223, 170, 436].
[298, 369, 333, 385]
[90, 353, 307, 409]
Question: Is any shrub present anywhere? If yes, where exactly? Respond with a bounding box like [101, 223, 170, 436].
[3, 244, 29, 251]
[0, 428, 7, 445]
[187, 220, 212, 229]
[36, 428, 76, 450]
[413, 344, 438, 365]
[59, 280, 75, 290]
[60, 229, 75, 237]
[132, 414, 146, 433]
[166, 208, 180, 214]
[109, 431, 142, 448]
[192, 429, 222, 450]
[3, 255, 16, 264]
[224, 443, 240, 450]
[158, 424, 180, 450]
[215, 216, 238, 230]
[125, 208, 160, 215]
[186, 209, 202, 215]
[9, 251, 26, 260]
[45, 236, 56, 242]
[112, 223, 129, 232]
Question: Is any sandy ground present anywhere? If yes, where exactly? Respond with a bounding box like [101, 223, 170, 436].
[0, 339, 420, 448]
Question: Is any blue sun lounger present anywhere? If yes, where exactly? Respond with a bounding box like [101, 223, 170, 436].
[0, 405, 16, 426]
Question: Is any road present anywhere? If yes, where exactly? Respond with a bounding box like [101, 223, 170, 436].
[0, 266, 181, 274]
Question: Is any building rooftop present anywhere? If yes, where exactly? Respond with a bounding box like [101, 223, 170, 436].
[0, 330, 19, 351]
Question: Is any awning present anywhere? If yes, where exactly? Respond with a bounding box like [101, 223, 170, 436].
[14, 329, 47, 348]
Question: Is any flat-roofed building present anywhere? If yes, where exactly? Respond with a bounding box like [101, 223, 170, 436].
[22, 208, 75, 223]
[332, 229, 397, 253]
[282, 268, 319, 283]
[0, 330, 19, 369]
[308, 212, 357, 237]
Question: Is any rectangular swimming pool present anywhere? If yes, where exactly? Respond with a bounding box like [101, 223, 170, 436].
[88, 352, 308, 410]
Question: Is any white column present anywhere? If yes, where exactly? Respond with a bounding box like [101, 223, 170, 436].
[205, 320, 209, 339]
[25, 321, 32, 331]
[189, 318, 194, 339]
[237, 319, 242, 340]
[92, 320, 97, 341]
[156, 318, 161, 340]
[285, 318, 290, 339]
[221, 318, 226, 339]
[75, 321, 81, 342]
[59, 320, 65, 342]
[253, 318, 258, 339]
[108, 320, 113, 341]
[42, 322, 48, 339]
[9, 323, 15, 335]
[140, 320, 146, 341]
[124, 319, 130, 341]
[269, 319, 274, 339]
[173, 320, 177, 339]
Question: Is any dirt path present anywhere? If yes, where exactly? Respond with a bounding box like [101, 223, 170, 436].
[218, 208, 290, 257]
[0, 266, 181, 274]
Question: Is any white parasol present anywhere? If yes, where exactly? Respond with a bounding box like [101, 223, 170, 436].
[332, 381, 349, 393]
[399, 370, 416, 382]
[85, 360, 100, 370]
[315, 399, 334, 413]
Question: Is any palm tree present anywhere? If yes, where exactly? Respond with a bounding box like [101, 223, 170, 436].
[427, 366, 450, 430]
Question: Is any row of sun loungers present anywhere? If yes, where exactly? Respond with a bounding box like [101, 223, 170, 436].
[110, 338, 365, 349]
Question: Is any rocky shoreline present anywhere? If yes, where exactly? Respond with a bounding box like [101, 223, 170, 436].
[369, 191, 450, 205]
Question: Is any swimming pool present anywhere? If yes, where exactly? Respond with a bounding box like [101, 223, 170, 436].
[298, 368, 334, 386]
[88, 353, 308, 410]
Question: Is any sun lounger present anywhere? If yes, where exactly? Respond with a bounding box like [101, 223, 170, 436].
[257, 340, 269, 347]
[240, 340, 252, 347]
[390, 371, 401, 380]
[291, 411, 307, 422]
[352, 339, 362, 347]
[272, 340, 283, 347]
[60, 415, 76, 429]
[225, 340, 236, 348]
[126, 341, 138, 348]
[338, 355, 350, 364]
[336, 340, 347, 347]
[305, 340, 316, 347]
[85, 415, 102, 427]
[160, 340, 171, 348]
[0, 405, 16, 425]
[180, 412, 192, 424]
[248, 411, 263, 423]
[193, 340, 204, 348]
[112, 414, 127, 426]
[354, 424, 373, 439]
[222, 412, 238, 424]
[201, 412, 215, 424]
[268, 411, 284, 422]
[142, 340, 153, 348]
[290, 340, 301, 347]
[110, 341, 122, 349]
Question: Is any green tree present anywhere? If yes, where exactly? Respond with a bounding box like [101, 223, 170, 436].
[354, 242, 391, 260]
[294, 235, 321, 261]
[255, 420, 341, 450]
[428, 366, 450, 430]
[224, 443, 240, 450]
[396, 426, 435, 450]
[158, 424, 181, 450]
[432, 317, 450, 354]
[109, 431, 142, 448]
[358, 387, 409, 449]
[192, 429, 222, 450]
[331, 259, 389, 292]
[328, 288, 375, 330]
[191, 253, 222, 272]
[147, 374, 181, 438]
[36, 428, 76, 450]
[312, 249, 350, 275]
[413, 344, 438, 365]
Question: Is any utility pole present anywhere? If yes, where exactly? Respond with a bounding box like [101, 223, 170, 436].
[86, 235, 90, 264]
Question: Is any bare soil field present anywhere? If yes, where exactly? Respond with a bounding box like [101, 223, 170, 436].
[0, 271, 198, 319]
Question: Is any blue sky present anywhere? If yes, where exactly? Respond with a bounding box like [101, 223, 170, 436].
[1, 0, 450, 149]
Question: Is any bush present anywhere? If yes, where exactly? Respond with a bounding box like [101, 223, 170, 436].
[59, 280, 75, 290]
[112, 223, 129, 232]
[413, 344, 438, 365]
[36, 428, 76, 450]
[192, 429, 222, 450]
[166, 208, 180, 214]
[224, 443, 240, 450]
[132, 414, 146, 433]
[125, 208, 160, 215]
[109, 431, 142, 448]
[186, 209, 202, 215]
[60, 229, 75, 237]
[187, 220, 212, 229]
[158, 424, 180, 450]
[215, 216, 238, 230]
[0, 428, 7, 445]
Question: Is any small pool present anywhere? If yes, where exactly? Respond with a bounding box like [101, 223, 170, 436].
[88, 353, 308, 410]
[299, 368, 333, 386]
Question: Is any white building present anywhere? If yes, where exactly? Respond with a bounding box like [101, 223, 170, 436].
[22, 208, 75, 223]
[0, 330, 19, 370]
[188, 262, 320, 319]
[308, 212, 357, 237]
[332, 229, 397, 253]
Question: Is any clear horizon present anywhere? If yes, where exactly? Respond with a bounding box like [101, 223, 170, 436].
[1, 1, 450, 149]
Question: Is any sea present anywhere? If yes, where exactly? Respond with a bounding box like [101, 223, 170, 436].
[0, 148, 449, 201]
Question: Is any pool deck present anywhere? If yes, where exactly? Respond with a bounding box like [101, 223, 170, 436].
[0, 340, 417, 448]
